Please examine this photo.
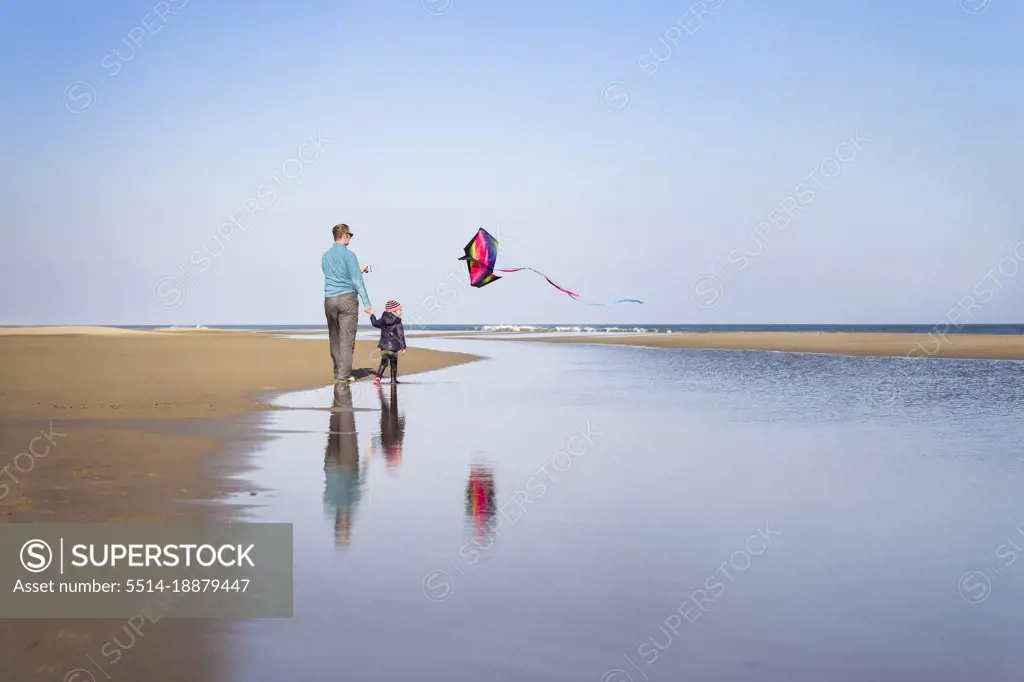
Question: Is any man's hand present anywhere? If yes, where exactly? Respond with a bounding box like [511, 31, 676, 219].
[361, 264, 371, 274]
[364, 307, 374, 315]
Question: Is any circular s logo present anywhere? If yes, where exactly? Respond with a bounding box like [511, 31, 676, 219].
[868, 375, 901, 407]
[958, 570, 991, 604]
[600, 80, 633, 114]
[421, 568, 454, 602]
[422, 0, 455, 15]
[959, 0, 991, 14]
[20, 539, 53, 573]
[153, 276, 186, 310]
[63, 81, 96, 114]
[690, 275, 723, 309]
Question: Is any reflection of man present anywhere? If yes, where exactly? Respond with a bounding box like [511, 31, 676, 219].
[322, 223, 373, 382]
[323, 383, 365, 547]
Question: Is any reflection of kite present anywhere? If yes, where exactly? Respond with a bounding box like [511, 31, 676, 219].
[466, 461, 496, 541]
[458, 227, 644, 306]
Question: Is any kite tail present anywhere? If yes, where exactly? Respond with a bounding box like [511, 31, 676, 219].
[584, 298, 645, 307]
[496, 267, 644, 306]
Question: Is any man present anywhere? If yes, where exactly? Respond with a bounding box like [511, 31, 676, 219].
[322, 223, 373, 382]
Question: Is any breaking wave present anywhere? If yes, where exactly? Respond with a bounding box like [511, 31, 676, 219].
[477, 325, 669, 334]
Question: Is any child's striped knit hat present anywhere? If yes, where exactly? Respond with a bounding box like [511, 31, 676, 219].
[385, 300, 402, 315]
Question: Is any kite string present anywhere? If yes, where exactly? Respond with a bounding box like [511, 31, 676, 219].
[495, 267, 580, 299]
[495, 266, 643, 305]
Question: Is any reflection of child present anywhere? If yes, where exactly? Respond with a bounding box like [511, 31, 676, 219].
[370, 300, 407, 384]
[465, 462, 496, 540]
[371, 383, 406, 473]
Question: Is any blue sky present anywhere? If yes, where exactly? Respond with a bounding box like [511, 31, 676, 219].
[1, 0, 1021, 325]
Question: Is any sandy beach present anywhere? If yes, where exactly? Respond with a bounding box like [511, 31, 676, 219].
[0, 327, 480, 682]
[511, 331, 1024, 360]
[0, 326, 482, 420]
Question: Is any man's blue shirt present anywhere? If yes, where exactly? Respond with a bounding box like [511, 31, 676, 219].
[322, 243, 371, 306]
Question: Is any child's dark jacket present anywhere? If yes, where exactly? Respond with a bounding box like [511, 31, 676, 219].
[370, 312, 406, 352]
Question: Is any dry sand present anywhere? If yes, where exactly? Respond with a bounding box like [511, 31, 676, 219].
[509, 331, 1024, 360]
[0, 327, 481, 420]
[0, 328, 481, 681]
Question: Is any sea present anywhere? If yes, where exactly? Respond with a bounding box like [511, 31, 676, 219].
[119, 323, 1024, 334]
[207, 333, 1024, 682]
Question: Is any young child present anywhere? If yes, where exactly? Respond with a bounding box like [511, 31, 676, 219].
[370, 300, 407, 384]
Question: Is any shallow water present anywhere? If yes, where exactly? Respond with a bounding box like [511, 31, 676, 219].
[221, 339, 1024, 682]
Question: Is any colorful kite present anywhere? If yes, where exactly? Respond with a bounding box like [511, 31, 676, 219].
[458, 227, 644, 306]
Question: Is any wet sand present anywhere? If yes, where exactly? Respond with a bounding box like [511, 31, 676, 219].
[511, 331, 1024, 360]
[0, 420, 231, 682]
[0, 327, 480, 682]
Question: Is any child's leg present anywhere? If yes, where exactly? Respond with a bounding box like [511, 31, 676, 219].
[389, 353, 399, 382]
[376, 352, 390, 379]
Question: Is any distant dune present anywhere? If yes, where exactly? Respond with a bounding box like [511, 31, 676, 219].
[515, 331, 1024, 361]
